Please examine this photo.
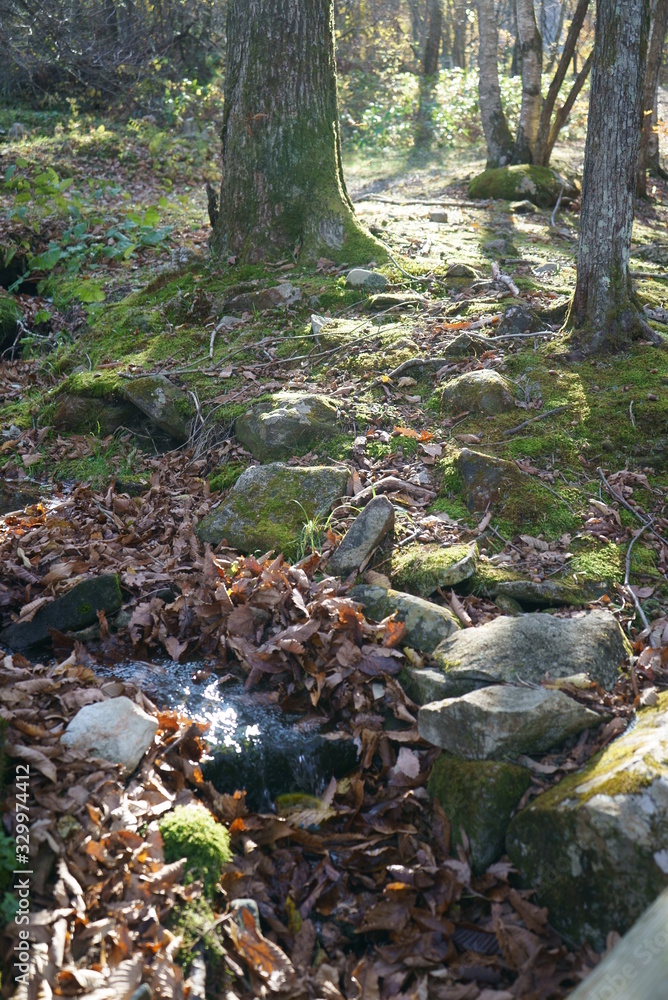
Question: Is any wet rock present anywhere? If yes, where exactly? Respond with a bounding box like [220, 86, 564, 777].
[495, 304, 543, 336]
[507, 692, 668, 947]
[482, 238, 519, 258]
[431, 609, 629, 694]
[510, 199, 539, 214]
[54, 393, 141, 436]
[235, 392, 340, 462]
[61, 695, 158, 774]
[468, 164, 578, 208]
[351, 584, 459, 652]
[0, 290, 22, 352]
[196, 463, 348, 555]
[345, 268, 388, 290]
[441, 332, 490, 357]
[428, 755, 532, 874]
[391, 542, 478, 597]
[494, 578, 608, 608]
[0, 574, 123, 650]
[456, 448, 523, 512]
[440, 371, 515, 416]
[225, 281, 302, 312]
[418, 685, 603, 759]
[123, 374, 193, 442]
[446, 263, 479, 278]
[328, 496, 395, 577]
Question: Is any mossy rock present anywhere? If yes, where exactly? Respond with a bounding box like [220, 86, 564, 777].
[428, 754, 531, 874]
[493, 578, 608, 608]
[196, 462, 348, 556]
[53, 393, 141, 436]
[159, 803, 231, 896]
[506, 693, 668, 948]
[123, 374, 193, 442]
[351, 584, 459, 652]
[235, 392, 340, 461]
[439, 371, 515, 416]
[468, 165, 578, 208]
[0, 290, 22, 351]
[391, 542, 478, 597]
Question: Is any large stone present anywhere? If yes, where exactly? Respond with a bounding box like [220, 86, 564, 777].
[391, 543, 478, 597]
[506, 693, 668, 948]
[123, 374, 193, 442]
[351, 584, 459, 652]
[419, 685, 603, 759]
[61, 696, 158, 774]
[468, 164, 578, 208]
[226, 282, 302, 312]
[439, 371, 515, 416]
[400, 665, 454, 704]
[235, 392, 340, 462]
[494, 578, 609, 608]
[495, 304, 543, 336]
[196, 463, 348, 556]
[345, 268, 388, 290]
[54, 393, 141, 435]
[442, 333, 490, 357]
[431, 609, 629, 695]
[0, 290, 22, 352]
[428, 755, 532, 874]
[0, 574, 123, 650]
[366, 291, 426, 310]
[328, 496, 395, 577]
[456, 448, 524, 512]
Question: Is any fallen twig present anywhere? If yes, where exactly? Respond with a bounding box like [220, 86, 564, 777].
[624, 522, 653, 630]
[550, 184, 565, 229]
[503, 405, 568, 437]
[597, 467, 668, 546]
[354, 476, 435, 505]
[357, 195, 493, 209]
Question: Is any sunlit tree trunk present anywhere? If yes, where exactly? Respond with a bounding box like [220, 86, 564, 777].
[211, 0, 379, 264]
[513, 0, 543, 162]
[567, 0, 661, 354]
[637, 0, 668, 195]
[477, 0, 514, 167]
[414, 0, 443, 149]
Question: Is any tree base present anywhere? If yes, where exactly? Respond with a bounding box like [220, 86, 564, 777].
[563, 295, 664, 357]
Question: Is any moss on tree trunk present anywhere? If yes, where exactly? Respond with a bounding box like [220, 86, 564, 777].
[211, 0, 383, 265]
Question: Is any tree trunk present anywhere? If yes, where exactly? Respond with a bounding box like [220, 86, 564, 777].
[452, 0, 467, 68]
[423, 0, 443, 76]
[414, 0, 443, 149]
[513, 0, 543, 162]
[477, 0, 515, 167]
[534, 0, 590, 165]
[211, 0, 379, 264]
[567, 0, 660, 354]
[637, 0, 668, 196]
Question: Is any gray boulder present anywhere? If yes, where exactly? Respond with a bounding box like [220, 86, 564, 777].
[439, 370, 515, 416]
[428, 755, 532, 874]
[456, 448, 524, 512]
[418, 685, 603, 759]
[494, 578, 608, 608]
[328, 496, 395, 578]
[400, 665, 455, 704]
[1, 574, 123, 650]
[446, 263, 479, 278]
[61, 696, 158, 774]
[54, 393, 141, 436]
[123, 374, 193, 442]
[442, 333, 490, 357]
[196, 463, 348, 555]
[431, 609, 629, 695]
[495, 304, 543, 336]
[468, 164, 578, 208]
[507, 692, 668, 947]
[226, 282, 302, 312]
[351, 584, 459, 652]
[391, 542, 478, 597]
[235, 392, 340, 462]
[345, 268, 388, 290]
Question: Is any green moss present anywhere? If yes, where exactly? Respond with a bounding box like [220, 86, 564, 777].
[168, 895, 223, 970]
[391, 542, 476, 597]
[209, 461, 248, 493]
[159, 803, 231, 896]
[467, 559, 525, 595]
[468, 164, 571, 207]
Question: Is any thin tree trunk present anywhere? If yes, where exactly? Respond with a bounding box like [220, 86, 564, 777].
[637, 0, 668, 195]
[567, 0, 660, 354]
[423, 0, 443, 75]
[513, 0, 543, 162]
[541, 49, 593, 164]
[414, 0, 442, 149]
[453, 0, 467, 67]
[534, 0, 590, 165]
[477, 0, 514, 167]
[211, 0, 379, 264]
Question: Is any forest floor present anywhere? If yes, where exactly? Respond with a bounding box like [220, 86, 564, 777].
[1, 108, 668, 1000]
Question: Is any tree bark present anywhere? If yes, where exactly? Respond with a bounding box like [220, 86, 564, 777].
[211, 0, 379, 264]
[423, 0, 443, 76]
[637, 0, 668, 196]
[477, 0, 515, 167]
[567, 0, 660, 354]
[414, 0, 443, 149]
[513, 0, 543, 162]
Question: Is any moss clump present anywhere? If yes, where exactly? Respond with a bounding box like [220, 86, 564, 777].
[391, 542, 477, 597]
[467, 559, 525, 596]
[209, 461, 248, 493]
[468, 164, 575, 207]
[159, 803, 231, 895]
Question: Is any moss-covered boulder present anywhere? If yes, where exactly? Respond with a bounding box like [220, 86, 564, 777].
[442, 333, 490, 357]
[506, 693, 668, 947]
[0, 290, 22, 352]
[391, 542, 478, 597]
[468, 164, 578, 208]
[196, 463, 348, 555]
[225, 281, 302, 312]
[159, 803, 231, 895]
[351, 584, 459, 652]
[428, 755, 532, 874]
[123, 374, 193, 442]
[431, 609, 629, 695]
[494, 578, 608, 608]
[439, 371, 515, 416]
[54, 393, 141, 435]
[418, 684, 603, 759]
[0, 574, 123, 649]
[235, 392, 340, 462]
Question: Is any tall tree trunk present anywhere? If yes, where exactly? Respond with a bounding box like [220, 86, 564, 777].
[453, 0, 467, 67]
[534, 0, 590, 165]
[513, 0, 543, 162]
[414, 0, 442, 149]
[567, 0, 660, 354]
[637, 0, 668, 196]
[423, 0, 443, 75]
[211, 0, 379, 264]
[477, 0, 514, 167]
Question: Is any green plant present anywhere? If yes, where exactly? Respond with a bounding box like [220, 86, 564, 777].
[159, 803, 231, 895]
